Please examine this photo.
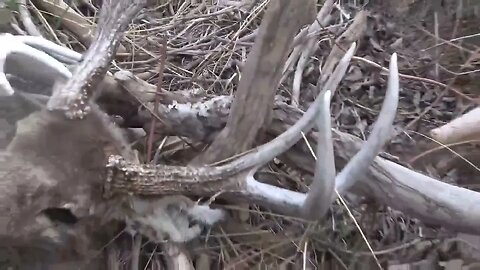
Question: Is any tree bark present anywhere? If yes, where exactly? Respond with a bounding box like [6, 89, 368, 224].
[193, 0, 315, 164]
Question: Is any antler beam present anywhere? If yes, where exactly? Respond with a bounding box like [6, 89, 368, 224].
[46, 0, 147, 118]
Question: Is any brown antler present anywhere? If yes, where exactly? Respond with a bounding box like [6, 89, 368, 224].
[46, 0, 147, 118]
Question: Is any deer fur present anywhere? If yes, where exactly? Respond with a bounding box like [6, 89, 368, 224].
[0, 103, 131, 267]
[0, 95, 226, 267]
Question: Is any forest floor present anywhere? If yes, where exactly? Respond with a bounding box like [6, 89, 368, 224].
[1, 0, 480, 269]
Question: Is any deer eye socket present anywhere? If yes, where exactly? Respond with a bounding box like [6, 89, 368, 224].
[41, 208, 78, 225]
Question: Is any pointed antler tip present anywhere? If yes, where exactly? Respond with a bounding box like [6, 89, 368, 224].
[324, 89, 332, 101]
[389, 53, 399, 78]
[347, 42, 357, 53]
[391, 53, 398, 64]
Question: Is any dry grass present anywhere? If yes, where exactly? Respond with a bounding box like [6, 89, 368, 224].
[3, 0, 480, 268]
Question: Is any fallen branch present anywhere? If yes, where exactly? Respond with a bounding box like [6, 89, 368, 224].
[318, 10, 368, 89]
[32, 0, 96, 46]
[289, 0, 335, 106]
[18, 0, 42, 36]
[32, 0, 126, 53]
[192, 0, 315, 164]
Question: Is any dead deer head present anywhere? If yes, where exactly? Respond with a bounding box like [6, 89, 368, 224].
[0, 0, 147, 266]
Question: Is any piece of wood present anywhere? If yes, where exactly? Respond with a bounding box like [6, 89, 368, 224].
[192, 0, 315, 164]
[318, 11, 368, 91]
[33, 0, 96, 46]
[33, 0, 127, 52]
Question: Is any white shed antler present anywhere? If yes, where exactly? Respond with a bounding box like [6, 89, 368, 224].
[105, 44, 400, 221]
[0, 33, 81, 96]
[240, 50, 399, 220]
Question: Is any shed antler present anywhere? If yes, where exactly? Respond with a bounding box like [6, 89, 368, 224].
[105, 45, 400, 220]
[0, 33, 81, 96]
[242, 50, 399, 220]
[0, 0, 146, 108]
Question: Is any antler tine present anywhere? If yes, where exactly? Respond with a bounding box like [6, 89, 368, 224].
[301, 90, 335, 219]
[235, 44, 355, 216]
[323, 43, 357, 97]
[15, 35, 82, 64]
[242, 50, 398, 220]
[214, 44, 357, 176]
[46, 0, 147, 118]
[0, 33, 79, 96]
[298, 43, 359, 220]
[301, 43, 357, 219]
[334, 53, 399, 196]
